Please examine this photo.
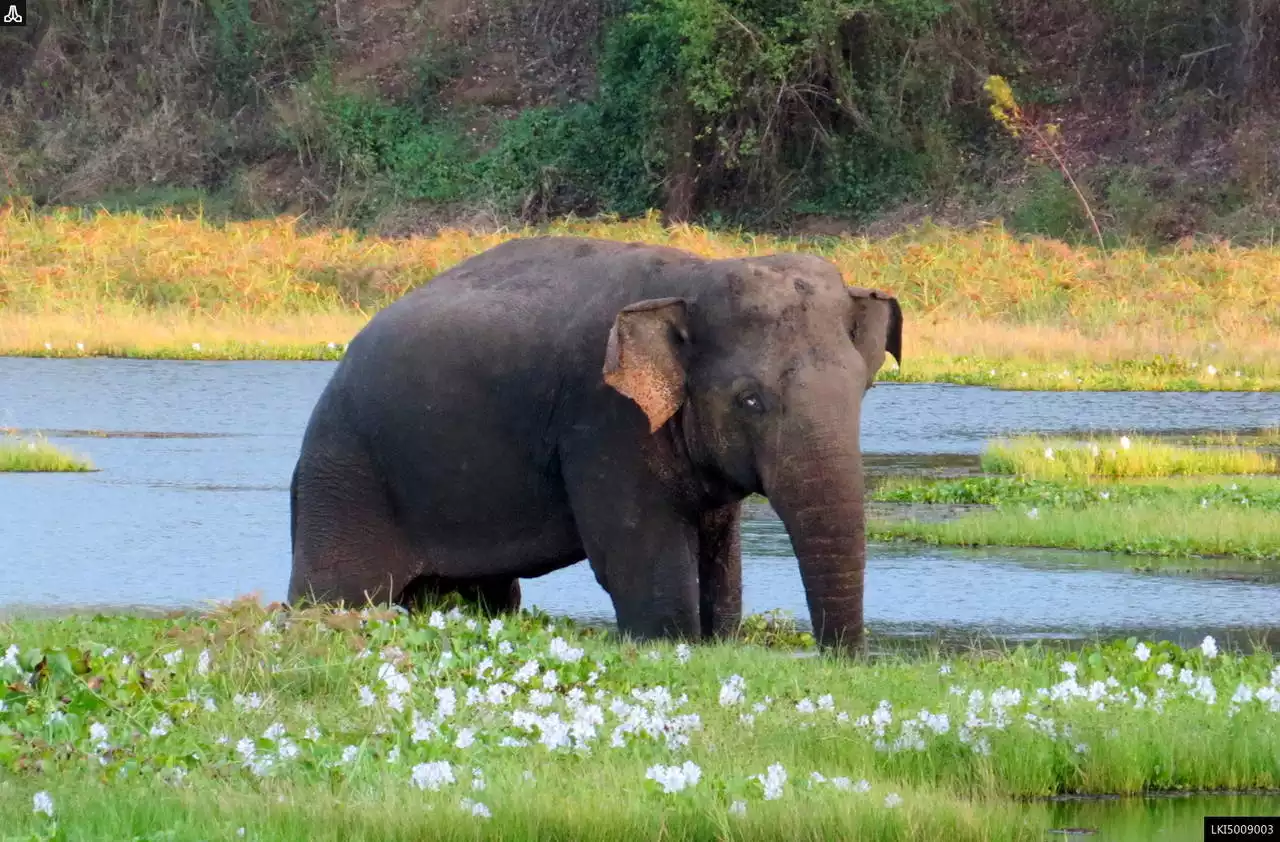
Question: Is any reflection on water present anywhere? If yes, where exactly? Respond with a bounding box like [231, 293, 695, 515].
[1041, 793, 1280, 842]
[1, 358, 1278, 646]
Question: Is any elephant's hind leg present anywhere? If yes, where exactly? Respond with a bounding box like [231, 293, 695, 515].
[289, 430, 419, 610]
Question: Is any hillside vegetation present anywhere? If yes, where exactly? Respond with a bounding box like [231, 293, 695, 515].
[2, 0, 1278, 241]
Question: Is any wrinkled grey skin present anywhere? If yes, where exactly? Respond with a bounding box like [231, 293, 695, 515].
[289, 236, 902, 650]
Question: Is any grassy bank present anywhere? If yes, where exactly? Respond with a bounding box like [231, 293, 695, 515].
[870, 435, 1280, 564]
[2, 602, 1277, 841]
[2, 208, 1279, 391]
[982, 435, 1279, 480]
[0, 435, 94, 472]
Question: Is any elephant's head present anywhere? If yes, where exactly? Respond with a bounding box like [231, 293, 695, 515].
[602, 253, 902, 651]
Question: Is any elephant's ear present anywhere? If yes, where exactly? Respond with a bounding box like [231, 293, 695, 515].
[848, 287, 903, 388]
[603, 297, 690, 433]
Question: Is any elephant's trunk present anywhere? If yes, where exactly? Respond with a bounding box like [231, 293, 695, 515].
[762, 389, 868, 652]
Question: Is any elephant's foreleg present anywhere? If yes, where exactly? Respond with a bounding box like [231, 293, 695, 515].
[698, 502, 743, 640]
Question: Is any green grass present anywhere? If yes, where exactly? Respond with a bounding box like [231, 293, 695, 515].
[0, 436, 95, 472]
[3, 207, 1280, 391]
[2, 602, 1277, 841]
[872, 475, 1280, 510]
[982, 435, 1278, 480]
[869, 472, 1280, 564]
[872, 500, 1280, 562]
[1185, 427, 1280, 447]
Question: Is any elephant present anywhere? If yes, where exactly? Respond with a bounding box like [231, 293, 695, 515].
[288, 236, 902, 650]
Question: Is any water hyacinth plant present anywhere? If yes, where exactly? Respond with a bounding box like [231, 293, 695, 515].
[2, 600, 1278, 840]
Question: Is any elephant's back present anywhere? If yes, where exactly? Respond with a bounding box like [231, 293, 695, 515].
[347, 236, 707, 367]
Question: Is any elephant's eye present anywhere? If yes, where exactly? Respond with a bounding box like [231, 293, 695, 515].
[736, 391, 765, 413]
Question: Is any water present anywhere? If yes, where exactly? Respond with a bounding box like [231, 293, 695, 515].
[2, 359, 1279, 646]
[1044, 793, 1280, 841]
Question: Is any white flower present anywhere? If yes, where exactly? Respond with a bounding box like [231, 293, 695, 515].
[192, 343, 202, 352]
[513, 660, 540, 685]
[410, 710, 439, 743]
[89, 722, 110, 747]
[1206, 365, 1217, 376]
[435, 687, 458, 719]
[76, 342, 85, 352]
[487, 618, 504, 639]
[149, 715, 172, 737]
[195, 649, 211, 676]
[1027, 507, 1040, 520]
[719, 675, 746, 707]
[854, 779, 872, 793]
[796, 698, 816, 714]
[304, 725, 321, 741]
[454, 728, 476, 749]
[1, 644, 20, 670]
[1120, 435, 1131, 450]
[1134, 643, 1150, 662]
[357, 685, 376, 707]
[162, 649, 184, 667]
[1201, 636, 1218, 659]
[755, 762, 787, 801]
[341, 745, 359, 764]
[498, 640, 514, 655]
[548, 637, 584, 663]
[472, 770, 486, 791]
[428, 611, 446, 630]
[465, 619, 478, 632]
[541, 670, 559, 691]
[236, 738, 256, 761]
[675, 643, 691, 664]
[938, 664, 952, 675]
[884, 792, 903, 808]
[817, 694, 835, 711]
[1043, 448, 1054, 460]
[233, 692, 263, 711]
[1157, 663, 1174, 679]
[465, 800, 492, 819]
[729, 800, 747, 816]
[411, 761, 455, 791]
[263, 723, 286, 741]
[1060, 662, 1078, 678]
[378, 662, 411, 695]
[32, 791, 54, 817]
[645, 761, 702, 794]
[1099, 491, 1110, 500]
